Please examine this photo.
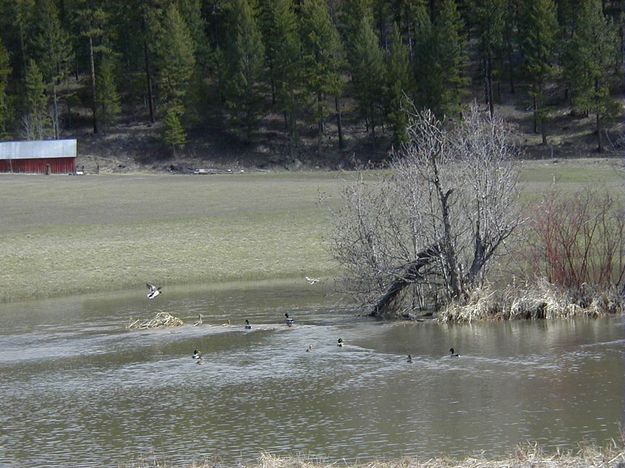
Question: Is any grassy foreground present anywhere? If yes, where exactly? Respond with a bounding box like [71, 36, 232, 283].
[0, 159, 622, 303]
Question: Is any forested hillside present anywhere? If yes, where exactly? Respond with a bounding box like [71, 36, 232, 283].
[0, 0, 622, 170]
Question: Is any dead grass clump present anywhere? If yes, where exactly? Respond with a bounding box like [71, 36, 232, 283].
[438, 279, 623, 323]
[119, 440, 625, 467]
[438, 286, 502, 323]
[258, 442, 625, 467]
[127, 312, 184, 330]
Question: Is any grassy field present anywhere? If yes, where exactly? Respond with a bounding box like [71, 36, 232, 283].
[0, 158, 622, 303]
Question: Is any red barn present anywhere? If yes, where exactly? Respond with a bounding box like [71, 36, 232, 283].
[0, 139, 77, 174]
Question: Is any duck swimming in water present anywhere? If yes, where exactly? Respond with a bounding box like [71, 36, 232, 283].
[337, 338, 344, 347]
[192, 349, 202, 360]
[449, 348, 459, 357]
[306, 344, 313, 352]
[285, 313, 294, 327]
[146, 283, 161, 299]
[245, 319, 252, 330]
[407, 354, 413, 363]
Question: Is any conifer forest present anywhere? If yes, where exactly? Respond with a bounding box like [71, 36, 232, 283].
[0, 0, 622, 164]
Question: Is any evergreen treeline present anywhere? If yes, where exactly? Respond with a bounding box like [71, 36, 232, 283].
[0, 0, 621, 157]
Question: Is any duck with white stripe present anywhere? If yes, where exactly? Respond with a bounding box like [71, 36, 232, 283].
[146, 283, 161, 300]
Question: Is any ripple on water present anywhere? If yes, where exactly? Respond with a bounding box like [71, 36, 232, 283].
[0, 293, 623, 467]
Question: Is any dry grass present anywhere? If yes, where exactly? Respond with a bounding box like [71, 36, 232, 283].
[438, 279, 623, 323]
[121, 441, 625, 468]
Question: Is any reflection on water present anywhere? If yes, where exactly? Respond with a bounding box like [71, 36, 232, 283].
[0, 281, 623, 466]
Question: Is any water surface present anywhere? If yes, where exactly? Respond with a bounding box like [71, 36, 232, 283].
[0, 282, 623, 466]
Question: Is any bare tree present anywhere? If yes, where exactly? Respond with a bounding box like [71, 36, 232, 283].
[329, 103, 522, 318]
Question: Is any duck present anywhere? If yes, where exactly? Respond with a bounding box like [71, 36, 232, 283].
[193, 314, 203, 326]
[192, 349, 202, 360]
[407, 354, 413, 363]
[306, 344, 313, 352]
[449, 347, 459, 357]
[305, 276, 320, 285]
[244, 319, 252, 330]
[337, 338, 344, 347]
[285, 313, 294, 327]
[146, 283, 161, 299]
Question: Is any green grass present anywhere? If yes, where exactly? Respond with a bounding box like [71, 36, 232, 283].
[519, 158, 624, 201]
[0, 172, 352, 302]
[0, 159, 622, 303]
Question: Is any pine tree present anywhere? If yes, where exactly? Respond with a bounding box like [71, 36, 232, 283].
[409, 0, 433, 110]
[563, 0, 620, 152]
[430, 0, 467, 117]
[176, 0, 209, 68]
[339, 0, 374, 52]
[96, 56, 120, 134]
[385, 22, 412, 147]
[157, 4, 196, 111]
[175, 0, 210, 126]
[0, 0, 34, 79]
[519, 0, 557, 144]
[223, 0, 265, 142]
[28, 0, 73, 138]
[162, 105, 186, 155]
[351, 14, 385, 136]
[23, 59, 51, 140]
[470, 0, 506, 116]
[502, 0, 520, 94]
[300, 0, 345, 150]
[264, 0, 302, 150]
[74, 2, 111, 134]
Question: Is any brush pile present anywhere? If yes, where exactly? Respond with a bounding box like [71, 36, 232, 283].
[127, 312, 184, 330]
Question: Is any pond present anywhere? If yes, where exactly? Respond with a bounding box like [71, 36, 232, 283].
[0, 281, 623, 466]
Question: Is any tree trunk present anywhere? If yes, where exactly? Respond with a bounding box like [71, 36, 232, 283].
[317, 93, 324, 153]
[487, 54, 494, 117]
[52, 82, 59, 139]
[370, 242, 442, 318]
[596, 112, 603, 152]
[335, 95, 343, 150]
[143, 39, 155, 124]
[533, 95, 538, 134]
[89, 36, 98, 134]
[507, 43, 515, 94]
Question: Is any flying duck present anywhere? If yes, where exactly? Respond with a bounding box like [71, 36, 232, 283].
[449, 348, 459, 357]
[146, 283, 161, 300]
[337, 338, 344, 347]
[305, 276, 320, 285]
[285, 313, 294, 327]
[245, 319, 252, 330]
